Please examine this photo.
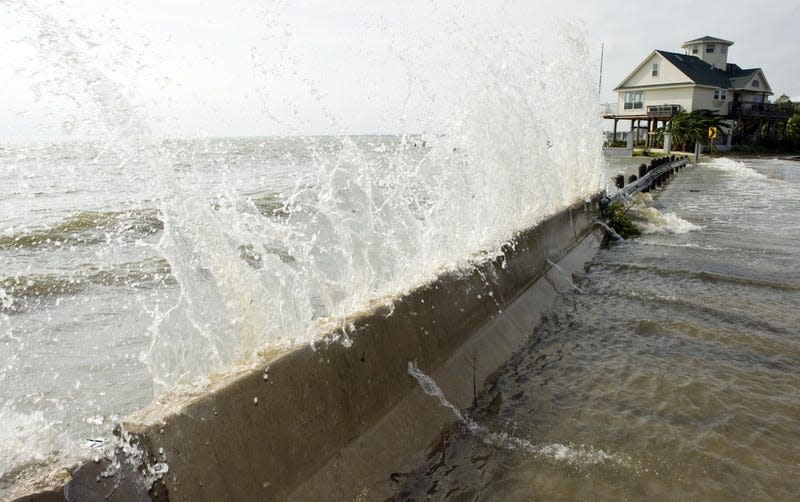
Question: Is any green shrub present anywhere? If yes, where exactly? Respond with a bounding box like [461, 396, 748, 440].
[607, 203, 642, 239]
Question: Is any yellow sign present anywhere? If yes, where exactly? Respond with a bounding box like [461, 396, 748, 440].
[708, 127, 718, 139]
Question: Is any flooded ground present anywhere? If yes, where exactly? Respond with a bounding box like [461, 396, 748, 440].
[396, 157, 800, 500]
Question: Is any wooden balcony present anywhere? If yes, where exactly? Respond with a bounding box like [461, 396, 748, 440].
[728, 102, 796, 120]
[603, 104, 682, 121]
[601, 102, 618, 119]
[647, 104, 681, 119]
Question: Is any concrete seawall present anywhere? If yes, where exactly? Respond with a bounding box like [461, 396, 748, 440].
[13, 196, 603, 502]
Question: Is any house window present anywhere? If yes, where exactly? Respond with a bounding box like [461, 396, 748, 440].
[652, 62, 660, 77]
[714, 89, 728, 100]
[721, 45, 727, 54]
[752, 79, 760, 88]
[624, 91, 644, 110]
[706, 43, 716, 53]
[692, 44, 699, 54]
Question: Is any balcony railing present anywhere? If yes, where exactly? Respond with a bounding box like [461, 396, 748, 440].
[647, 104, 682, 119]
[728, 102, 795, 119]
[601, 102, 618, 116]
[602, 103, 683, 118]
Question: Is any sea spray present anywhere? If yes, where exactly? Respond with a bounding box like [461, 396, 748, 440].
[99, 426, 169, 492]
[6, 0, 301, 387]
[8, 0, 605, 389]
[241, 7, 606, 352]
[2, 0, 607, 482]
[0, 404, 71, 479]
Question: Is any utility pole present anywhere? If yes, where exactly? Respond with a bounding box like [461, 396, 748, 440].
[598, 43, 604, 96]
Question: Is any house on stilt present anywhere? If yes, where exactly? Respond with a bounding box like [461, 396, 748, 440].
[604, 36, 793, 150]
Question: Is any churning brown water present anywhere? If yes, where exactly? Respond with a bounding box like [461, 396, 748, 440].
[396, 157, 800, 500]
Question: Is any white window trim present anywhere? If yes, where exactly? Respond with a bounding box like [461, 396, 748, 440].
[652, 62, 660, 77]
[623, 91, 644, 110]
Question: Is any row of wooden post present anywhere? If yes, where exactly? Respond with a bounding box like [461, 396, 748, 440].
[614, 155, 688, 193]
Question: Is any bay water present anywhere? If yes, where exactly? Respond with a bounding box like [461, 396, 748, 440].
[0, 130, 603, 488]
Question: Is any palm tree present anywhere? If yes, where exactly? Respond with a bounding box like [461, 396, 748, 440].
[656, 110, 727, 152]
[787, 113, 800, 147]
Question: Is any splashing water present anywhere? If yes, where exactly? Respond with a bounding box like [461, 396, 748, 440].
[0, 405, 71, 478]
[5, 0, 604, 386]
[407, 362, 476, 431]
[614, 192, 700, 235]
[706, 157, 767, 180]
[545, 258, 584, 294]
[1, 0, 606, 483]
[406, 363, 629, 468]
[633, 207, 702, 235]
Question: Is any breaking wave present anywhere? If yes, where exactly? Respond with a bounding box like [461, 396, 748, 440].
[632, 206, 701, 234]
[706, 157, 767, 180]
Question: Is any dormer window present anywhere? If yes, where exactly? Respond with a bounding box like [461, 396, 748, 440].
[753, 79, 760, 88]
[706, 43, 716, 53]
[652, 62, 660, 77]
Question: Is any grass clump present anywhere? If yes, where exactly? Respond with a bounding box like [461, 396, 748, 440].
[607, 202, 642, 239]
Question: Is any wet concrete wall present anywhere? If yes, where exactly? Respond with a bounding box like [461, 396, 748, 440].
[13, 196, 601, 502]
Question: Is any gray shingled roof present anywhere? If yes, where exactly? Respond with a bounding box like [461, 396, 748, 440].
[728, 66, 761, 89]
[656, 50, 760, 90]
[682, 36, 734, 46]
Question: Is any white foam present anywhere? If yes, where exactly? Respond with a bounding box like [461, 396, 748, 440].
[705, 157, 767, 180]
[484, 431, 622, 467]
[633, 206, 701, 235]
[407, 362, 634, 469]
[0, 406, 70, 478]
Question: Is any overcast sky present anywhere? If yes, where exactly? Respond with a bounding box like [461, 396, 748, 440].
[1, 0, 798, 142]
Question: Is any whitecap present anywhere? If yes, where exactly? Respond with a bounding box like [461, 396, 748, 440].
[632, 207, 701, 234]
[705, 157, 767, 180]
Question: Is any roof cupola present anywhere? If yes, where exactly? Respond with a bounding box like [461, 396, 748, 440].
[681, 36, 734, 71]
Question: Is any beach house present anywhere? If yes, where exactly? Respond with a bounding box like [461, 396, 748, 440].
[605, 36, 791, 149]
